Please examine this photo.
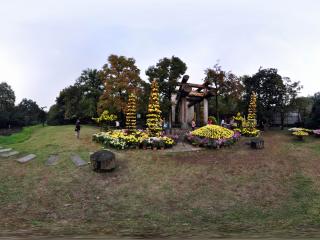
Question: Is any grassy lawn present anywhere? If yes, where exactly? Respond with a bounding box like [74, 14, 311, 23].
[1, 125, 320, 238]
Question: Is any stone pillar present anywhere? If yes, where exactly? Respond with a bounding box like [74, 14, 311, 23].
[195, 103, 201, 127]
[203, 98, 208, 125]
[187, 105, 194, 124]
[171, 94, 177, 128]
[180, 98, 188, 129]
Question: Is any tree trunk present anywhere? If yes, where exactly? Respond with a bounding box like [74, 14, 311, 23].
[280, 112, 285, 130]
[215, 94, 219, 123]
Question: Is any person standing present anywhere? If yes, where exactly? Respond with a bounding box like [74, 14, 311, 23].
[191, 119, 196, 131]
[75, 119, 81, 139]
[115, 120, 120, 129]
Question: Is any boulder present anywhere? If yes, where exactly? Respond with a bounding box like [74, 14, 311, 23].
[90, 150, 116, 172]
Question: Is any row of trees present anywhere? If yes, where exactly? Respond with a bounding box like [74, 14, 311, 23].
[0, 82, 46, 128]
[43, 54, 320, 129]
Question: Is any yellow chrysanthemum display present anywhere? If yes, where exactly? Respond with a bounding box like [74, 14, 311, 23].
[292, 131, 309, 136]
[191, 125, 234, 139]
[126, 93, 137, 130]
[146, 80, 162, 136]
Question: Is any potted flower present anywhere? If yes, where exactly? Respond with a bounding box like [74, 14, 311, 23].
[158, 140, 165, 150]
[142, 139, 149, 150]
[152, 140, 159, 150]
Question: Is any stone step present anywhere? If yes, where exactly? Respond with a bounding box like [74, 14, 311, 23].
[0, 148, 12, 153]
[71, 155, 87, 167]
[46, 155, 59, 166]
[0, 151, 19, 158]
[17, 154, 36, 163]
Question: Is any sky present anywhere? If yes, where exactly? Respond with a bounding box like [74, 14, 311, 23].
[1, 0, 320, 108]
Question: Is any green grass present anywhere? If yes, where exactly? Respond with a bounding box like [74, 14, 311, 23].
[0, 125, 41, 145]
[1, 126, 320, 238]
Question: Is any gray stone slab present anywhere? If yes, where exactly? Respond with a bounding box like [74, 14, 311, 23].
[71, 155, 87, 166]
[0, 148, 12, 153]
[46, 155, 59, 166]
[17, 154, 36, 163]
[0, 151, 19, 157]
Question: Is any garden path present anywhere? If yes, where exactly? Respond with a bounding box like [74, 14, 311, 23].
[71, 154, 87, 166]
[17, 154, 37, 163]
[165, 142, 203, 153]
[46, 155, 59, 166]
[0, 151, 19, 157]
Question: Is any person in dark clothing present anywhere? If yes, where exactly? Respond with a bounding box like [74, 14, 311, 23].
[75, 119, 81, 139]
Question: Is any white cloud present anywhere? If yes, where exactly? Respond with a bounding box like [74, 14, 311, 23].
[0, 0, 320, 107]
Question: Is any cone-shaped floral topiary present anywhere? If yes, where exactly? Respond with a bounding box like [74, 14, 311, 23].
[243, 91, 259, 137]
[248, 91, 257, 121]
[126, 93, 137, 130]
[147, 80, 162, 136]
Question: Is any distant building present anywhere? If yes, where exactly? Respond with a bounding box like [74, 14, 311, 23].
[272, 111, 301, 126]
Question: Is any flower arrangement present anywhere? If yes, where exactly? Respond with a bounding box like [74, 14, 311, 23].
[237, 92, 260, 137]
[185, 125, 240, 149]
[92, 130, 176, 150]
[192, 125, 234, 139]
[288, 128, 313, 133]
[92, 110, 117, 131]
[126, 93, 137, 130]
[313, 129, 320, 137]
[146, 80, 162, 136]
[292, 130, 309, 141]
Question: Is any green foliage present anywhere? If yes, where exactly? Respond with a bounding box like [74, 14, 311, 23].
[75, 68, 104, 117]
[146, 56, 187, 119]
[205, 64, 243, 121]
[11, 98, 42, 126]
[98, 55, 143, 118]
[47, 68, 103, 125]
[242, 68, 301, 127]
[0, 82, 16, 128]
[208, 116, 217, 124]
[291, 96, 313, 126]
[47, 104, 65, 125]
[310, 92, 320, 128]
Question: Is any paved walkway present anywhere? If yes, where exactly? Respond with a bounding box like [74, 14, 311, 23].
[165, 142, 203, 153]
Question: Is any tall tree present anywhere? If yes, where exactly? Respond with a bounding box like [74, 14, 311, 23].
[276, 77, 302, 129]
[98, 55, 143, 125]
[56, 85, 83, 120]
[291, 96, 313, 126]
[145, 56, 187, 122]
[310, 92, 320, 128]
[0, 82, 15, 128]
[14, 98, 42, 126]
[75, 68, 104, 117]
[242, 68, 301, 128]
[205, 64, 243, 121]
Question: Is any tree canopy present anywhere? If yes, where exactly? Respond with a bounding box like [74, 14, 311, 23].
[146, 56, 187, 120]
[98, 54, 143, 118]
[242, 68, 301, 128]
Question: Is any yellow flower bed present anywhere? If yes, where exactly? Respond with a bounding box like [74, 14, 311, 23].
[191, 125, 234, 139]
[93, 130, 176, 150]
[292, 130, 309, 136]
